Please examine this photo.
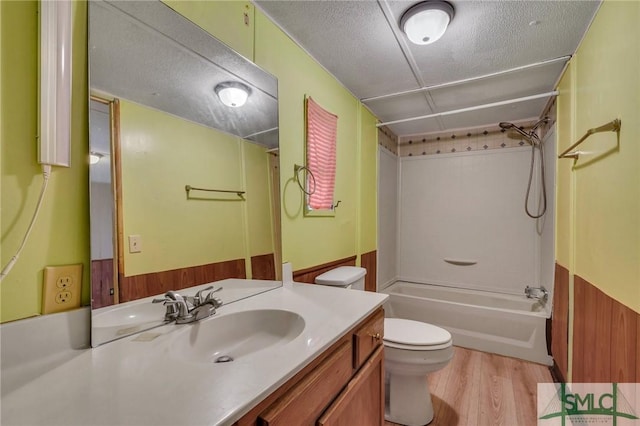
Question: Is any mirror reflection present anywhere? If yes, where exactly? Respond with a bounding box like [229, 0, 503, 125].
[89, 0, 281, 346]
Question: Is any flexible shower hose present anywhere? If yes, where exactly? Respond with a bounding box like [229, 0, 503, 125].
[524, 140, 546, 219]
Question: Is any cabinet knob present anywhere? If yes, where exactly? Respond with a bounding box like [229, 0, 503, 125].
[369, 332, 381, 341]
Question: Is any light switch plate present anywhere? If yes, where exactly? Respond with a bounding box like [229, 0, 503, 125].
[42, 264, 82, 314]
[128, 234, 142, 253]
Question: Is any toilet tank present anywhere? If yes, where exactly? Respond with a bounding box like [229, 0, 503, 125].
[315, 266, 367, 290]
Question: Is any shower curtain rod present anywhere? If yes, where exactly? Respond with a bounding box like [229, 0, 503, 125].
[375, 91, 558, 128]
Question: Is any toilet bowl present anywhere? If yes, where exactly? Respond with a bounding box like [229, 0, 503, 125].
[314, 267, 453, 426]
[384, 318, 453, 426]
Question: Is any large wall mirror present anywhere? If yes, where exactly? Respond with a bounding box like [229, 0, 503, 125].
[89, 0, 281, 346]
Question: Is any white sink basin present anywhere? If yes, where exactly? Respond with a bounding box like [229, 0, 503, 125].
[94, 303, 165, 328]
[168, 309, 305, 363]
[92, 302, 166, 344]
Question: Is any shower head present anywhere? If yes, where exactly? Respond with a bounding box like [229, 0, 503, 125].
[499, 122, 530, 139]
[531, 116, 550, 132]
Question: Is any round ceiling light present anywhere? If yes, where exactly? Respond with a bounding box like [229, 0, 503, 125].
[400, 1, 455, 45]
[214, 81, 251, 108]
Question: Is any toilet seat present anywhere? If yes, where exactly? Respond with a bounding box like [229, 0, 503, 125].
[383, 318, 452, 351]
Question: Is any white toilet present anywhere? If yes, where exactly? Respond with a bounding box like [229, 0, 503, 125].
[315, 267, 453, 426]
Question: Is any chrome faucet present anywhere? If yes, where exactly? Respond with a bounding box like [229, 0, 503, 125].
[525, 286, 548, 304]
[153, 287, 223, 324]
[184, 286, 214, 308]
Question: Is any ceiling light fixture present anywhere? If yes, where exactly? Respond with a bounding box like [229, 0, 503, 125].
[400, 1, 455, 45]
[214, 81, 251, 108]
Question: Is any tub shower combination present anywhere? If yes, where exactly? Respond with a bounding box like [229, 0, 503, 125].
[378, 117, 556, 365]
[381, 281, 552, 365]
[377, 123, 556, 366]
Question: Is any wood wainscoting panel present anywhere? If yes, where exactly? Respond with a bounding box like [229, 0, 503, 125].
[119, 258, 246, 302]
[251, 253, 276, 280]
[91, 258, 115, 309]
[551, 263, 569, 381]
[360, 250, 377, 292]
[293, 256, 357, 284]
[572, 275, 639, 383]
[610, 299, 638, 382]
[594, 284, 612, 382]
[572, 274, 586, 381]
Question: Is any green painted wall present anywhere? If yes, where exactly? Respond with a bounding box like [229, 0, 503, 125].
[163, 1, 255, 61]
[556, 0, 640, 378]
[1, 1, 379, 323]
[1, 1, 89, 323]
[119, 100, 274, 276]
[556, 0, 640, 314]
[359, 106, 378, 255]
[254, 10, 368, 271]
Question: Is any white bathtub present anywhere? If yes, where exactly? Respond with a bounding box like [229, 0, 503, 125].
[381, 281, 553, 365]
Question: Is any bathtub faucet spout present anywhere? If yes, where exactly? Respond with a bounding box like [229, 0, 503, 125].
[525, 286, 548, 304]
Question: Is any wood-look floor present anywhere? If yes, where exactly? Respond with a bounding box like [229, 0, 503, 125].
[385, 346, 553, 426]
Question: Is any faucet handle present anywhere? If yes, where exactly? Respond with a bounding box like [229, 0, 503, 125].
[162, 299, 189, 318]
[193, 286, 214, 305]
[164, 290, 184, 301]
[204, 293, 223, 309]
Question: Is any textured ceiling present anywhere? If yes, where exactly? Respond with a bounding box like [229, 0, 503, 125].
[256, 0, 601, 136]
[89, 1, 279, 148]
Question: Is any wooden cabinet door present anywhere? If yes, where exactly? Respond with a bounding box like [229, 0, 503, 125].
[258, 341, 353, 426]
[317, 345, 384, 426]
[353, 308, 384, 369]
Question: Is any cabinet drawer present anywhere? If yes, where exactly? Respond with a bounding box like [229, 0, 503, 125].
[258, 340, 352, 426]
[353, 308, 384, 369]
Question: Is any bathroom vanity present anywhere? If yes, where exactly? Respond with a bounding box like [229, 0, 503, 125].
[0, 282, 387, 425]
[236, 306, 385, 425]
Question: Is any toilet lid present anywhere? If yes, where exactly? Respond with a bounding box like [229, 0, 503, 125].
[315, 266, 366, 286]
[384, 318, 451, 346]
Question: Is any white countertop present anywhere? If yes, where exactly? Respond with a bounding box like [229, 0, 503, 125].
[1, 283, 387, 426]
[91, 279, 283, 346]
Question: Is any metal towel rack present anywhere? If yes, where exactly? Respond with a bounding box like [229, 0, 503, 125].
[185, 185, 245, 198]
[558, 119, 621, 159]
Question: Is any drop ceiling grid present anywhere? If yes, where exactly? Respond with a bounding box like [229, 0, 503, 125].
[365, 91, 435, 122]
[254, 0, 600, 136]
[426, 60, 567, 112]
[256, 0, 422, 98]
[389, 1, 600, 86]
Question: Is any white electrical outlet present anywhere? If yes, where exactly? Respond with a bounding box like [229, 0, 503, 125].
[128, 235, 142, 253]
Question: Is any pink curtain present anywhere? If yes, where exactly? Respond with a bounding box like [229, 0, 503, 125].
[306, 97, 337, 210]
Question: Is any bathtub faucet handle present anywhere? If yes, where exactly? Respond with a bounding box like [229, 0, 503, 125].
[525, 286, 548, 303]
